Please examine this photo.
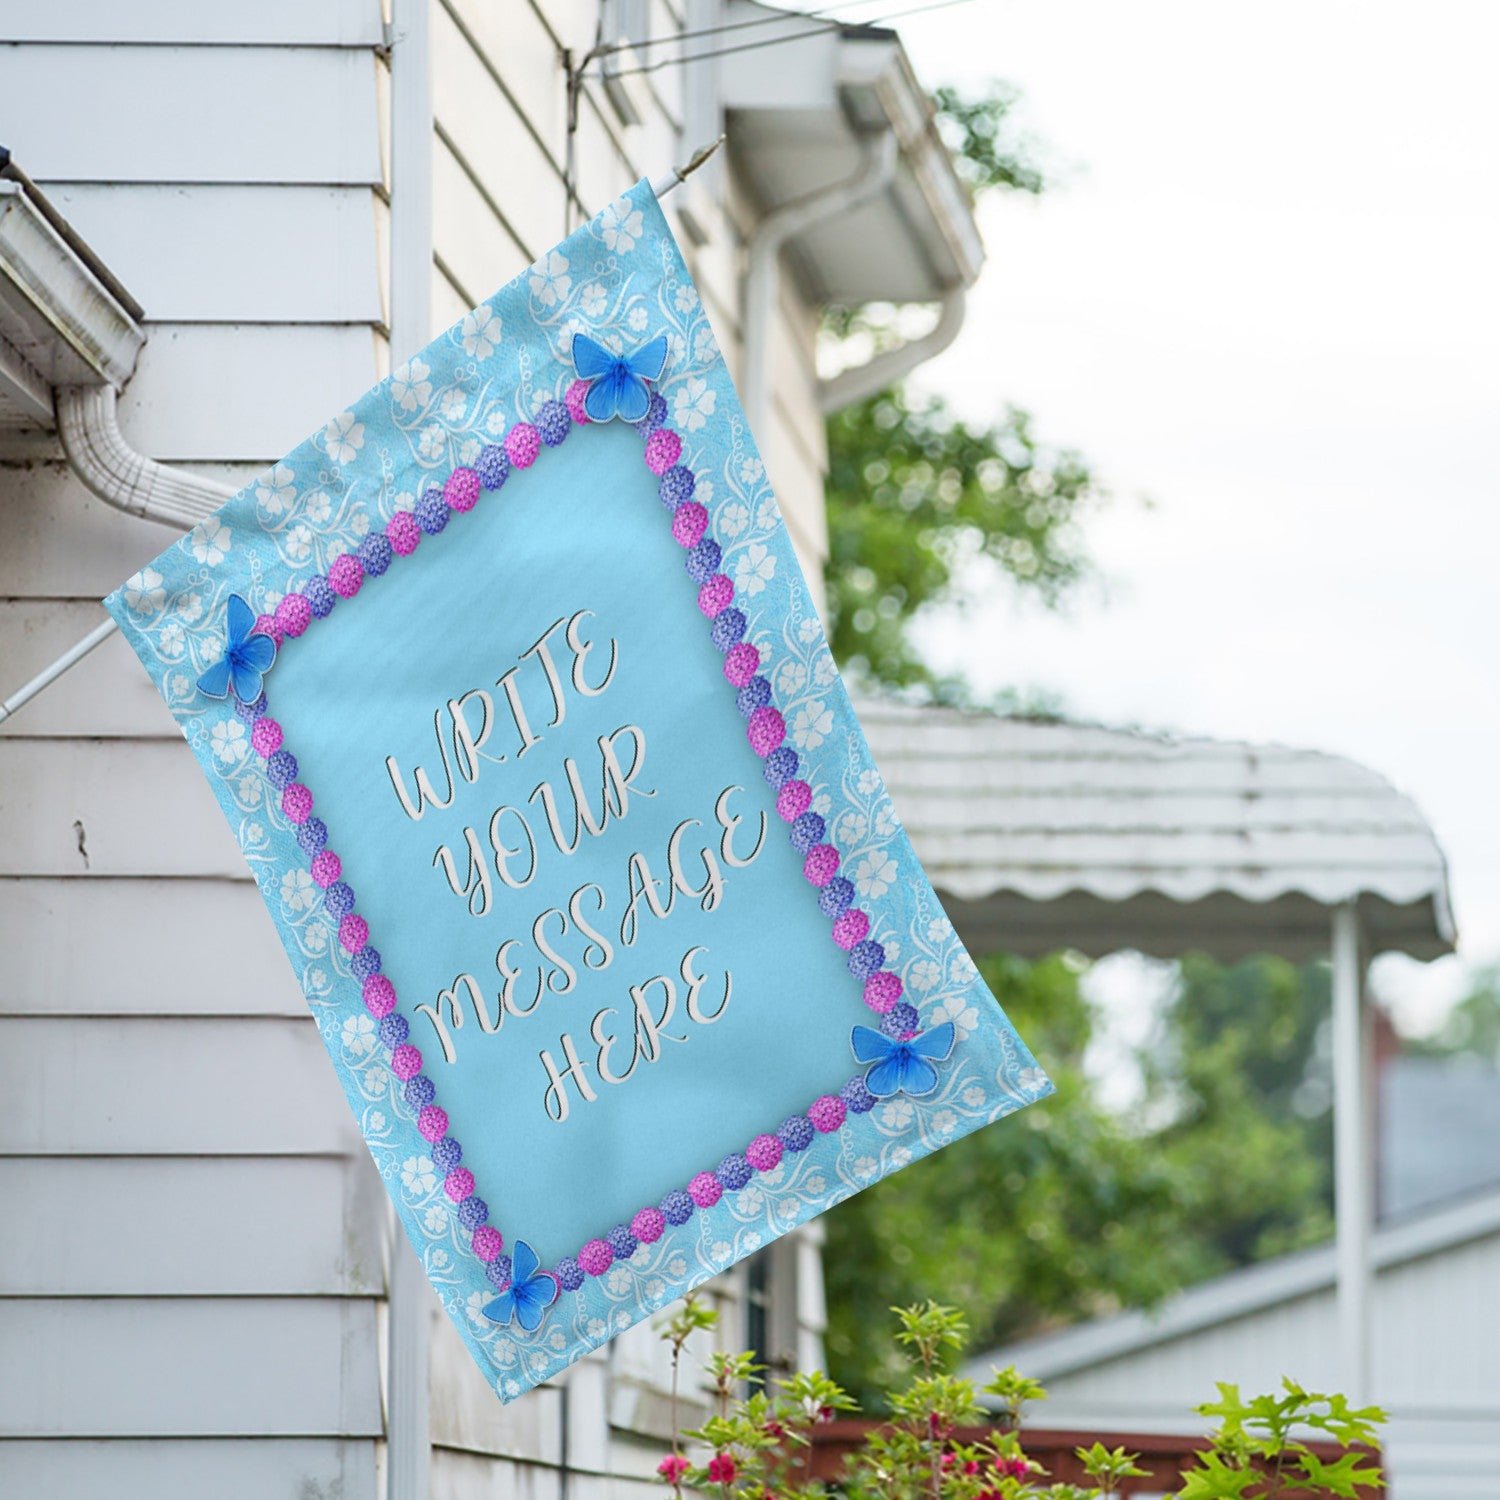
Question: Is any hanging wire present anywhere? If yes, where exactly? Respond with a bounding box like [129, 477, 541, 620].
[585, 0, 921, 61]
[562, 0, 971, 231]
[598, 0, 975, 80]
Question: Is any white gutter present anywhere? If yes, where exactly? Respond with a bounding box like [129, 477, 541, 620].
[817, 284, 966, 414]
[741, 128, 898, 445]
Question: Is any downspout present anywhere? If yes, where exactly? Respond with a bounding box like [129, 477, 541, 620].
[55, 384, 234, 526]
[741, 128, 897, 446]
[816, 283, 967, 414]
[384, 0, 434, 1495]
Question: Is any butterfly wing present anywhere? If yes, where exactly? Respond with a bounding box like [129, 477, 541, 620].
[236, 631, 277, 672]
[894, 1050, 941, 1097]
[512, 1271, 559, 1332]
[572, 333, 617, 380]
[482, 1290, 518, 1326]
[851, 1025, 896, 1065]
[510, 1240, 540, 1285]
[227, 658, 266, 705]
[622, 334, 668, 383]
[864, 1049, 910, 1098]
[907, 1022, 956, 1063]
[196, 656, 233, 699]
[583, 365, 625, 422]
[225, 593, 256, 647]
[613, 373, 651, 424]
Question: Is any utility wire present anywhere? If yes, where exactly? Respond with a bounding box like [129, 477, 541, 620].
[599, 0, 974, 79]
[587, 0, 913, 61]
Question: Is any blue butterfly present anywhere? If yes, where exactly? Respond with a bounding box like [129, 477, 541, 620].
[851, 1022, 957, 1099]
[482, 1239, 558, 1332]
[572, 332, 668, 423]
[196, 594, 277, 703]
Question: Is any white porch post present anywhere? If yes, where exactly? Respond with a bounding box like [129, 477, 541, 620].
[1331, 901, 1372, 1401]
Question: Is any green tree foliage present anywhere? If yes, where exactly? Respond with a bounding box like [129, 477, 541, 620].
[1149, 955, 1334, 1266]
[825, 395, 1095, 695]
[932, 82, 1047, 197]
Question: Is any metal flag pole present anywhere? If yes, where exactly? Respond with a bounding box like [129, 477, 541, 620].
[0, 140, 725, 732]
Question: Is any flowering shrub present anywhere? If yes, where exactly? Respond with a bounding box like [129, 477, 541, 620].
[654, 1298, 1385, 1499]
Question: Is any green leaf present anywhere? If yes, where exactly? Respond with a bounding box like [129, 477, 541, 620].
[1175, 1450, 1260, 1499]
[1294, 1449, 1386, 1496]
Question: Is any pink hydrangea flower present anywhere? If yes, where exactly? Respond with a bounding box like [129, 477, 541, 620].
[644, 428, 682, 475]
[564, 378, 592, 425]
[832, 910, 870, 950]
[671, 501, 708, 548]
[504, 422, 541, 469]
[631, 1207, 666, 1244]
[387, 511, 420, 556]
[747, 706, 785, 757]
[445, 467, 480, 512]
[275, 593, 311, 638]
[723, 642, 760, 687]
[328, 553, 364, 598]
[250, 718, 283, 757]
[746, 1134, 783, 1172]
[578, 1238, 613, 1276]
[776, 781, 812, 822]
[688, 1171, 722, 1208]
[863, 971, 903, 1013]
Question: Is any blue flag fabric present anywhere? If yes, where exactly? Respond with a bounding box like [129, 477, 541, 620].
[105, 179, 1052, 1403]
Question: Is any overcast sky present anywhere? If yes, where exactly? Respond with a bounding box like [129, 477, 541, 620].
[874, 0, 1500, 1032]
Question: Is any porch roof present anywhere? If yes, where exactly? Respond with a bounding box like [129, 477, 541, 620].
[860, 700, 1455, 963]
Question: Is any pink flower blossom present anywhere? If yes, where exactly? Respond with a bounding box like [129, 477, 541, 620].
[657, 1454, 690, 1482]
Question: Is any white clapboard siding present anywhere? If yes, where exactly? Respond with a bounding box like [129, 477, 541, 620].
[42, 185, 384, 325]
[0, 601, 178, 739]
[0, 740, 249, 879]
[0, 1298, 382, 1437]
[430, 1448, 566, 1500]
[117, 323, 381, 462]
[2, 0, 382, 46]
[0, 1438, 379, 1500]
[4, 47, 383, 187]
[0, 1156, 385, 1295]
[432, 5, 570, 267]
[443, 0, 569, 170]
[1, 1016, 357, 1155]
[0, 463, 267, 600]
[0, 879, 301, 1016]
[433, 138, 533, 307]
[429, 1312, 564, 1462]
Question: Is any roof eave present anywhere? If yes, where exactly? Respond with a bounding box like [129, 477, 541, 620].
[966, 1184, 1500, 1388]
[834, 33, 985, 290]
[721, 1, 984, 306]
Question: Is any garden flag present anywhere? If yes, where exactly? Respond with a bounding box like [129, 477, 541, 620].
[106, 180, 1052, 1402]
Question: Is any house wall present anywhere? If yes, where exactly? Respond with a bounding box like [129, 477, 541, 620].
[0, 2, 832, 1495]
[1021, 1228, 1500, 1500]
